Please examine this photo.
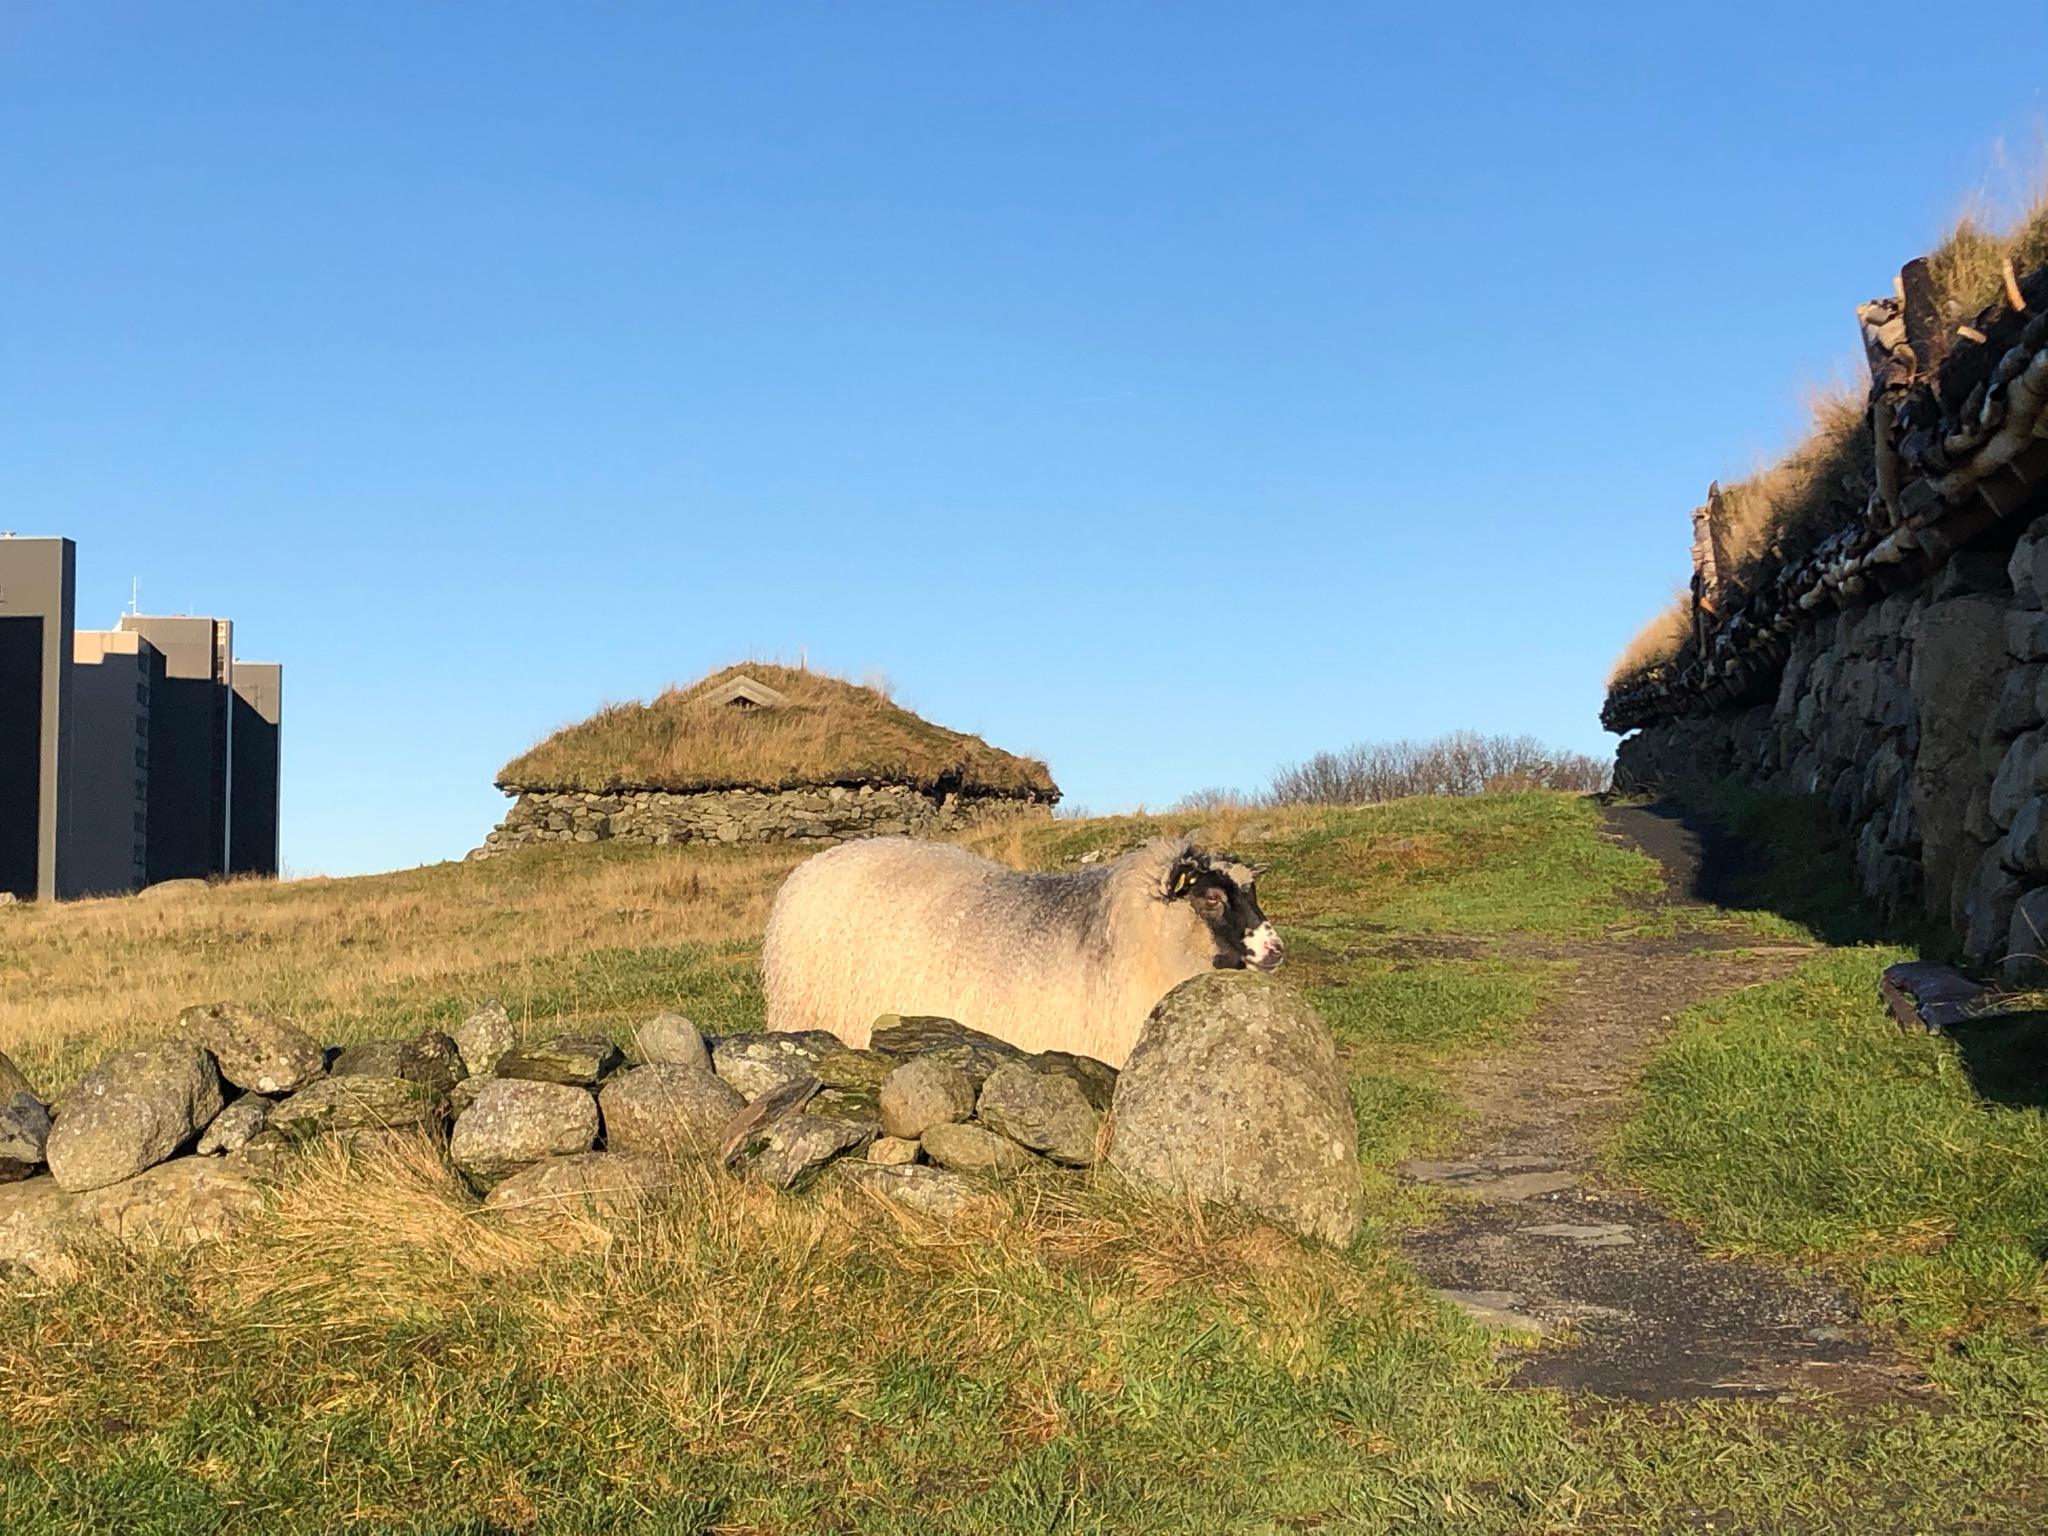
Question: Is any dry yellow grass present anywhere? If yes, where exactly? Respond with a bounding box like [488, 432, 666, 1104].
[1607, 590, 1693, 690]
[0, 841, 805, 1094]
[499, 663, 1056, 797]
[1926, 189, 2048, 318]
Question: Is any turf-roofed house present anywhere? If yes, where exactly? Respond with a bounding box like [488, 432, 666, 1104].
[475, 665, 1059, 855]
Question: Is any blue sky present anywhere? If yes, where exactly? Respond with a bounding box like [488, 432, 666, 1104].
[5, 3, 2046, 876]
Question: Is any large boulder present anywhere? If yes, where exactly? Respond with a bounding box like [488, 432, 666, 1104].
[330, 1031, 467, 1094]
[175, 1002, 326, 1096]
[453, 1001, 516, 1078]
[481, 1152, 668, 1228]
[1107, 973, 1363, 1245]
[976, 1060, 1103, 1165]
[45, 1042, 226, 1193]
[598, 1063, 742, 1158]
[878, 1056, 977, 1141]
[450, 1079, 599, 1188]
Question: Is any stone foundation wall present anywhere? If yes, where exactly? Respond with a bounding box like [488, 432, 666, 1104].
[473, 782, 1055, 858]
[1616, 514, 2048, 969]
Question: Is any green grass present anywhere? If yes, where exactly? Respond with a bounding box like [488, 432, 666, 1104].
[4, 792, 2047, 1531]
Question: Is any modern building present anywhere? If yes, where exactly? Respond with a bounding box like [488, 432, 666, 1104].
[0, 537, 75, 902]
[0, 533, 283, 900]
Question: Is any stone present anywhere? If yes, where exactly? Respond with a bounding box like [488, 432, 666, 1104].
[866, 1136, 921, 1166]
[975, 1061, 1103, 1165]
[598, 1063, 742, 1158]
[331, 1031, 466, 1094]
[0, 1051, 34, 1102]
[1997, 665, 2047, 736]
[839, 1162, 987, 1218]
[1022, 1051, 1118, 1111]
[712, 1031, 842, 1101]
[1989, 728, 2048, 831]
[450, 1079, 599, 1188]
[269, 1074, 446, 1139]
[481, 1151, 669, 1228]
[1960, 845, 2024, 966]
[0, 1092, 51, 1182]
[2003, 886, 2048, 986]
[807, 1086, 881, 1132]
[453, 1001, 516, 1078]
[1434, 1288, 1546, 1336]
[1107, 972, 1364, 1246]
[869, 1016, 1024, 1088]
[0, 1154, 266, 1281]
[1912, 595, 2011, 921]
[2010, 609, 2048, 661]
[194, 1095, 273, 1156]
[45, 1042, 226, 1194]
[746, 1113, 871, 1189]
[815, 1047, 896, 1092]
[494, 1035, 623, 1088]
[2010, 515, 2048, 606]
[449, 1076, 486, 1117]
[2008, 796, 2048, 877]
[175, 1002, 325, 1096]
[920, 1121, 1038, 1176]
[878, 1056, 978, 1141]
[632, 1012, 710, 1072]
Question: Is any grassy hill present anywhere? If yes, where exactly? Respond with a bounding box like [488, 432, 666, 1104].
[497, 664, 1057, 797]
[1, 794, 2043, 1532]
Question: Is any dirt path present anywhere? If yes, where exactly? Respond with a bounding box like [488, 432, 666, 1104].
[1396, 805, 1921, 1402]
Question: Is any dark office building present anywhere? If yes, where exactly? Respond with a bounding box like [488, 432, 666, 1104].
[230, 662, 283, 878]
[0, 533, 283, 899]
[118, 615, 235, 885]
[0, 536, 75, 902]
[68, 630, 160, 897]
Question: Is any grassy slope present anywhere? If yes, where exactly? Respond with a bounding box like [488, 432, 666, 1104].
[1, 793, 2043, 1532]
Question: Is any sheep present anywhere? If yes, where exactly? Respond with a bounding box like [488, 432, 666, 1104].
[760, 836, 1283, 1067]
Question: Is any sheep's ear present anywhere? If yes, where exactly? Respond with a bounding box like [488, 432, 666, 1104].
[1165, 853, 1202, 899]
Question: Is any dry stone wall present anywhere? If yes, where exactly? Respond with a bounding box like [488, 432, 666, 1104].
[472, 782, 1054, 858]
[1617, 515, 2048, 970]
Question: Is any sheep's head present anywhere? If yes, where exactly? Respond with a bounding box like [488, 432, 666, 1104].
[1165, 847, 1284, 972]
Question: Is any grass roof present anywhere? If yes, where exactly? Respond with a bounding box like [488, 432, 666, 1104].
[499, 664, 1058, 798]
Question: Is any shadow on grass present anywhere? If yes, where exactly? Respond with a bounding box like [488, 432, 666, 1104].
[1611, 783, 2048, 1112]
[1605, 786, 1915, 949]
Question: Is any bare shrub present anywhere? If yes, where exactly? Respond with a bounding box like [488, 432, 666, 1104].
[1268, 732, 1611, 806]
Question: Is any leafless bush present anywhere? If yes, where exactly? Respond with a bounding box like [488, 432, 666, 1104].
[1267, 731, 1611, 806]
[1172, 787, 1257, 812]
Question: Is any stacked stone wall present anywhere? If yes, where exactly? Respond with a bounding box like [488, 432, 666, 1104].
[1616, 514, 2048, 969]
[473, 781, 1054, 859]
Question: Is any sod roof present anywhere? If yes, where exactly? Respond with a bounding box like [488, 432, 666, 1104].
[498, 665, 1058, 798]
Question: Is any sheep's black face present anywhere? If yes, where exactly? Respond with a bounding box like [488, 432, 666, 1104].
[1175, 856, 1284, 973]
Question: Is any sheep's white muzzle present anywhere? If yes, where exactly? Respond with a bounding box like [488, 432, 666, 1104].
[1244, 922, 1285, 971]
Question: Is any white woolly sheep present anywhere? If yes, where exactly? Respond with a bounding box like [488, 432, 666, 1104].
[760, 836, 1283, 1068]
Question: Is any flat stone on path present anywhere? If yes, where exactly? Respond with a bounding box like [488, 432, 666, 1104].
[1434, 1288, 1547, 1337]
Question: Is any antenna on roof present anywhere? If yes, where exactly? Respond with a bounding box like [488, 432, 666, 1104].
[126, 578, 140, 616]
